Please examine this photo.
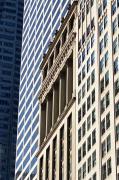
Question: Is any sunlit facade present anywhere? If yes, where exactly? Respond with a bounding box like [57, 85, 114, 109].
[37, 0, 119, 180]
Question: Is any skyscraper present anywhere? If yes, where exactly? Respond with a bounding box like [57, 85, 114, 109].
[37, 0, 119, 180]
[0, 0, 24, 180]
[15, 0, 71, 180]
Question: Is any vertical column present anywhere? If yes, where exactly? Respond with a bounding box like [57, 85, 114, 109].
[52, 82, 59, 125]
[49, 143, 53, 180]
[66, 60, 73, 104]
[46, 93, 53, 135]
[59, 71, 66, 115]
[64, 121, 68, 180]
[40, 103, 46, 145]
[107, 1, 116, 178]
[43, 153, 46, 180]
[52, 137, 57, 180]
[56, 132, 60, 180]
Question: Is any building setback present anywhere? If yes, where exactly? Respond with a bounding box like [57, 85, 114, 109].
[0, 0, 24, 180]
[37, 0, 119, 180]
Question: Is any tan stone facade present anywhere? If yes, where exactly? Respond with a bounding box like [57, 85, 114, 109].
[36, 2, 78, 180]
[37, 0, 119, 180]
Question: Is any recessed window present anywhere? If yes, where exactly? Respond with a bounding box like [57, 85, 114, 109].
[88, 156, 91, 173]
[92, 150, 96, 167]
[102, 141, 106, 158]
[83, 162, 86, 178]
[115, 78, 119, 96]
[82, 142, 86, 157]
[87, 135, 91, 151]
[92, 129, 96, 145]
[107, 135, 111, 152]
[107, 158, 111, 175]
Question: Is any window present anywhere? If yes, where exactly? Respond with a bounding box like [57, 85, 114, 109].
[102, 163, 106, 180]
[78, 168, 81, 180]
[116, 124, 119, 141]
[104, 32, 108, 47]
[82, 66, 86, 79]
[91, 51, 95, 66]
[87, 58, 90, 73]
[98, 5, 102, 18]
[92, 109, 96, 124]
[87, 115, 91, 131]
[78, 128, 81, 142]
[91, 34, 94, 47]
[92, 150, 96, 167]
[100, 39, 104, 54]
[105, 51, 108, 66]
[82, 84, 85, 98]
[99, 22, 103, 35]
[93, 173, 96, 180]
[113, 38, 118, 54]
[78, 90, 81, 104]
[78, 73, 81, 86]
[101, 119, 105, 135]
[91, 70, 95, 84]
[91, 18, 95, 29]
[106, 92, 110, 107]
[100, 57, 105, 73]
[91, 0, 94, 7]
[112, 1, 116, 15]
[115, 101, 119, 118]
[92, 89, 95, 104]
[82, 103, 86, 117]
[102, 141, 106, 158]
[105, 71, 109, 87]
[107, 158, 111, 175]
[117, 149, 119, 165]
[78, 109, 81, 123]
[78, 55, 81, 68]
[118, 0, 119, 7]
[82, 49, 85, 62]
[113, 18, 117, 34]
[106, 113, 110, 129]
[78, 17, 81, 29]
[92, 129, 96, 145]
[83, 162, 86, 178]
[101, 98, 105, 114]
[78, 148, 81, 163]
[86, 3, 89, 15]
[115, 78, 119, 96]
[82, 122, 86, 137]
[107, 135, 111, 152]
[87, 135, 91, 151]
[82, 142, 86, 157]
[87, 77, 90, 92]
[82, 11, 85, 23]
[87, 95, 91, 110]
[88, 156, 91, 173]
[87, 41, 90, 54]
[114, 57, 119, 74]
[103, 0, 107, 10]
[104, 15, 108, 29]
[101, 78, 104, 93]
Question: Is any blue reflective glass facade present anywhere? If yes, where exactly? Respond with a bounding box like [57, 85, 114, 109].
[15, 0, 71, 179]
[0, 0, 24, 180]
